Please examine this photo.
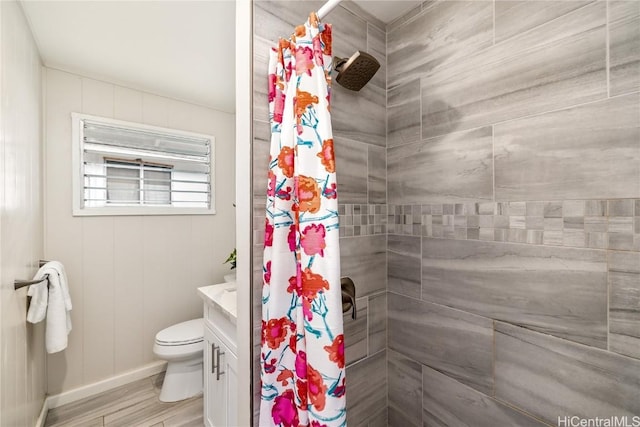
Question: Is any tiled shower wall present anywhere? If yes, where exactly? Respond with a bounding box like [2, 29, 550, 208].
[386, 1, 640, 426]
[252, 1, 388, 425]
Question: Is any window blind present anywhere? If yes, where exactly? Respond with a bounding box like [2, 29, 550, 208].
[80, 118, 212, 210]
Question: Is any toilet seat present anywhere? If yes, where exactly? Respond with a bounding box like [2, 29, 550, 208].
[155, 318, 204, 346]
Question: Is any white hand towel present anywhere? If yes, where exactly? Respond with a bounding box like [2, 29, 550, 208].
[26, 266, 49, 323]
[27, 261, 73, 353]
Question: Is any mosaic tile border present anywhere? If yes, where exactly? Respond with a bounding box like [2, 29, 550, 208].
[339, 204, 388, 237]
[387, 200, 640, 251]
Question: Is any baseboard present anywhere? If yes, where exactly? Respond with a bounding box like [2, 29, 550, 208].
[45, 360, 167, 410]
[35, 398, 48, 427]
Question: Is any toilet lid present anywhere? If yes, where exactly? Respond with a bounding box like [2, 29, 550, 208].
[155, 318, 204, 346]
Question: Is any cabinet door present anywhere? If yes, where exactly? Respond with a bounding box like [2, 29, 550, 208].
[204, 325, 239, 427]
[222, 343, 238, 426]
[204, 326, 226, 427]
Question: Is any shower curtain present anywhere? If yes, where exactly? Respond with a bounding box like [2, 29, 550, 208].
[260, 12, 346, 427]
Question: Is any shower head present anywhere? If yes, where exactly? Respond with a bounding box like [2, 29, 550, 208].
[334, 51, 380, 91]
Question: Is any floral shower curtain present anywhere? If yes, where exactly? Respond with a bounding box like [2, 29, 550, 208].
[260, 12, 346, 427]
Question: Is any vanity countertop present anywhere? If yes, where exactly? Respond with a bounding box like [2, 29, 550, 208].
[197, 282, 237, 323]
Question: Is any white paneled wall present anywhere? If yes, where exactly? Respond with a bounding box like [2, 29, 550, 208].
[44, 68, 236, 394]
[0, 1, 46, 425]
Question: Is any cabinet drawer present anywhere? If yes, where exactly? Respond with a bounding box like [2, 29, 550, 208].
[204, 302, 237, 354]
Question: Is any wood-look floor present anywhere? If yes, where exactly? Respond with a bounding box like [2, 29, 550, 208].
[44, 373, 203, 427]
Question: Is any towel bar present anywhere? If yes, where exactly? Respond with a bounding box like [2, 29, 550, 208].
[15, 275, 49, 291]
[14, 261, 51, 290]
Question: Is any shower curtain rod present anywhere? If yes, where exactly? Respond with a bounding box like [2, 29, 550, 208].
[317, 0, 342, 19]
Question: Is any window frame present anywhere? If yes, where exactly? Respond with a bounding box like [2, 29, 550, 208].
[72, 112, 216, 216]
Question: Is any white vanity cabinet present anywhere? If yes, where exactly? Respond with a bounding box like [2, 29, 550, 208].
[198, 283, 238, 427]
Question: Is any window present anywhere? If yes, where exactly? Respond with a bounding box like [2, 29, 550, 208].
[72, 113, 215, 216]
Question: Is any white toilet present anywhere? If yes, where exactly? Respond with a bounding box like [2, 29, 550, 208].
[153, 318, 204, 402]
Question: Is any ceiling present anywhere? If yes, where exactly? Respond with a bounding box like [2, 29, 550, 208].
[21, 1, 236, 113]
[352, 0, 422, 24]
[20, 1, 420, 115]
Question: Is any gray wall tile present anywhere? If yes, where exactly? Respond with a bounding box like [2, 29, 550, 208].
[388, 349, 422, 427]
[329, 3, 368, 60]
[422, 238, 608, 348]
[252, 36, 272, 123]
[609, 199, 634, 217]
[367, 23, 387, 90]
[252, 120, 271, 197]
[495, 1, 593, 44]
[335, 134, 369, 204]
[332, 84, 386, 147]
[495, 322, 640, 423]
[346, 350, 387, 427]
[388, 127, 493, 205]
[368, 293, 387, 354]
[421, 2, 607, 139]
[387, 0, 493, 89]
[387, 80, 421, 148]
[366, 407, 388, 427]
[368, 145, 386, 204]
[254, 0, 323, 42]
[386, 3, 422, 34]
[422, 364, 546, 427]
[388, 234, 422, 299]
[388, 406, 418, 427]
[388, 293, 494, 394]
[609, 251, 640, 359]
[340, 235, 387, 297]
[609, 1, 640, 95]
[344, 297, 368, 366]
[495, 94, 640, 201]
[339, 0, 386, 35]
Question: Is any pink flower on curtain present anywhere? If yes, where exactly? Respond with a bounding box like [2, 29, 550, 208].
[272, 389, 299, 427]
[323, 182, 338, 199]
[301, 224, 326, 256]
[295, 350, 307, 378]
[268, 73, 277, 103]
[312, 36, 324, 68]
[265, 220, 274, 247]
[263, 260, 271, 285]
[273, 91, 285, 124]
[287, 225, 297, 252]
[295, 45, 315, 76]
[267, 170, 276, 197]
